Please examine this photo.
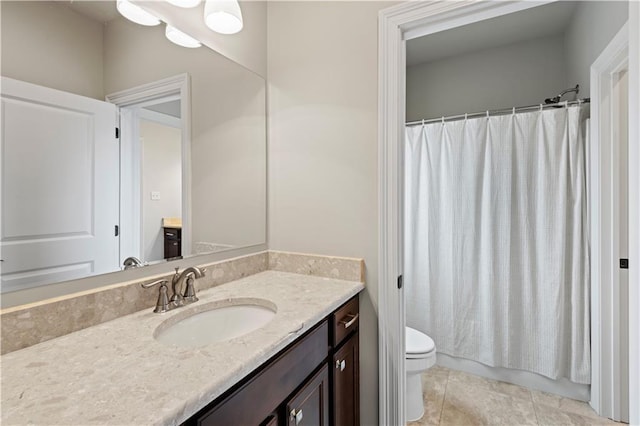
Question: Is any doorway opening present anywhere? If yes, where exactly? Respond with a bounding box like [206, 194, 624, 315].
[106, 74, 192, 268]
[377, 2, 638, 425]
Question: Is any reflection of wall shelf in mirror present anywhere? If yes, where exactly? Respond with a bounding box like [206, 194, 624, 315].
[163, 218, 182, 260]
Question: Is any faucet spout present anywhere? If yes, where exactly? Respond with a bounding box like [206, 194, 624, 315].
[171, 266, 206, 306]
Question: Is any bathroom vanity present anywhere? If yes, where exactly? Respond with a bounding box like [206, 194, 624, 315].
[0, 270, 363, 425]
[187, 295, 359, 426]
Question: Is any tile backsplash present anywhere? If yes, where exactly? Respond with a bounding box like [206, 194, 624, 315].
[268, 250, 364, 282]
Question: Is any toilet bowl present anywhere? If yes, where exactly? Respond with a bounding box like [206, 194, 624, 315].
[405, 327, 436, 422]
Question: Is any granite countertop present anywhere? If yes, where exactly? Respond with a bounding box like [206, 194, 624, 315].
[1, 271, 364, 425]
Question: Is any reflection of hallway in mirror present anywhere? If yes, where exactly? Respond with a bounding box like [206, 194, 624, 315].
[140, 119, 182, 263]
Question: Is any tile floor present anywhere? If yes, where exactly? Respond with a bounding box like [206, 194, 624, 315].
[407, 366, 622, 426]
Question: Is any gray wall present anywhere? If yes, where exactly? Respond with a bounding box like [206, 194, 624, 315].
[406, 35, 567, 121]
[0, 1, 104, 99]
[406, 1, 629, 122]
[267, 2, 395, 424]
[140, 120, 182, 262]
[564, 1, 628, 97]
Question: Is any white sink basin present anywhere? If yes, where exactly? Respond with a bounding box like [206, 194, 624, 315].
[154, 299, 276, 348]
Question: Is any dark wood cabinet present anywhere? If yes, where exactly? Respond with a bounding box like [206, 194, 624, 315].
[330, 296, 360, 426]
[332, 333, 359, 426]
[163, 227, 181, 260]
[285, 364, 329, 426]
[193, 321, 329, 426]
[259, 413, 279, 426]
[185, 295, 360, 426]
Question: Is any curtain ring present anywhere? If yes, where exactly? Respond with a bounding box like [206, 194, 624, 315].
[486, 110, 489, 119]
[422, 119, 425, 126]
[512, 107, 516, 115]
[441, 116, 445, 125]
[564, 100, 569, 108]
[464, 113, 468, 120]
[539, 104, 543, 111]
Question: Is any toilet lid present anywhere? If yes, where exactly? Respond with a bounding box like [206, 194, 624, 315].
[406, 327, 435, 355]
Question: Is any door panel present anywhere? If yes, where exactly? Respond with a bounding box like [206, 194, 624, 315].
[1, 77, 119, 291]
[286, 364, 329, 426]
[333, 333, 359, 426]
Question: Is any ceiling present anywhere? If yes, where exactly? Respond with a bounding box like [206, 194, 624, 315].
[144, 100, 182, 118]
[64, 1, 120, 23]
[406, 1, 579, 67]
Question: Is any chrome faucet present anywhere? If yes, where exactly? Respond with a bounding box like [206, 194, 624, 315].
[171, 266, 206, 306]
[141, 266, 206, 313]
[123, 256, 144, 270]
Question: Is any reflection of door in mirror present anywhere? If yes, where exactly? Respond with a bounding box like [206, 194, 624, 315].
[121, 95, 183, 263]
[0, 78, 120, 292]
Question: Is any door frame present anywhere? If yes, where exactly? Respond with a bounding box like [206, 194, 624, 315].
[377, 2, 640, 425]
[627, 3, 640, 422]
[589, 23, 629, 421]
[106, 74, 192, 264]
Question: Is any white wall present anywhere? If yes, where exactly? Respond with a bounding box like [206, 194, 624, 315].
[0, 1, 104, 99]
[267, 2, 395, 423]
[140, 120, 182, 262]
[406, 35, 567, 121]
[565, 1, 628, 98]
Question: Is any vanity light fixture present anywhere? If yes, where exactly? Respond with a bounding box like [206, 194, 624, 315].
[166, 0, 202, 8]
[204, 0, 243, 35]
[165, 25, 202, 48]
[116, 0, 161, 26]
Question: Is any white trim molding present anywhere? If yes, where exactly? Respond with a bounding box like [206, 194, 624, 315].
[627, 3, 640, 424]
[378, 5, 406, 425]
[589, 23, 629, 422]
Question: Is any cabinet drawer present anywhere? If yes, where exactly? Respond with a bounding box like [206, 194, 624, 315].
[196, 321, 329, 426]
[331, 296, 359, 347]
[164, 227, 181, 240]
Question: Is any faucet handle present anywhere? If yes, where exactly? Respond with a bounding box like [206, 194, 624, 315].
[141, 278, 169, 288]
[141, 279, 171, 313]
[183, 276, 199, 303]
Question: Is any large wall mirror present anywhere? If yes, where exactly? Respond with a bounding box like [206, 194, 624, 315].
[0, 1, 266, 304]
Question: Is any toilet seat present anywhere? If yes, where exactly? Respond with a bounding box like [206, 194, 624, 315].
[405, 327, 435, 358]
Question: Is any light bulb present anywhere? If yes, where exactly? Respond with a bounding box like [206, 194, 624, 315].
[167, 0, 201, 8]
[116, 0, 161, 26]
[204, 0, 243, 35]
[165, 25, 202, 48]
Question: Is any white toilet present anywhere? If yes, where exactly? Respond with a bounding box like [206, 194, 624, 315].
[405, 327, 436, 421]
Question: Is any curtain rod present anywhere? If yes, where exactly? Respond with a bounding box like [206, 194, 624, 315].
[405, 98, 590, 127]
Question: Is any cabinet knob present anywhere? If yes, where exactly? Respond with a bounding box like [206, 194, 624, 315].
[290, 409, 303, 425]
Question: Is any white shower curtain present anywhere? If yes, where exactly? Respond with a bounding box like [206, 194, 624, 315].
[404, 106, 591, 384]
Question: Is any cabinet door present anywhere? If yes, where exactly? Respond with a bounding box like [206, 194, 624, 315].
[260, 412, 279, 426]
[286, 364, 329, 426]
[332, 332, 359, 426]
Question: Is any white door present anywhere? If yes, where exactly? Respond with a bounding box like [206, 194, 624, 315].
[0, 77, 119, 292]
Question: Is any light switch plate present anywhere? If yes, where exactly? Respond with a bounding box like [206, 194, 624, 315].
[151, 191, 161, 201]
